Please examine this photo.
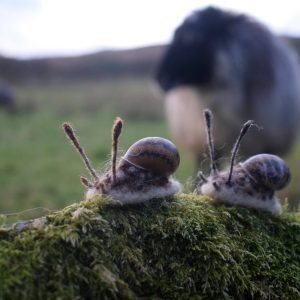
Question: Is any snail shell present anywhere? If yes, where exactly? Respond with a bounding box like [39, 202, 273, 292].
[121, 137, 180, 177]
[240, 154, 291, 190]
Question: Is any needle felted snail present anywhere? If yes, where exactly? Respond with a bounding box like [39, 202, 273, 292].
[197, 109, 291, 215]
[62, 118, 181, 204]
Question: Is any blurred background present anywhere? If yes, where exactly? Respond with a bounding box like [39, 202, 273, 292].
[0, 0, 300, 214]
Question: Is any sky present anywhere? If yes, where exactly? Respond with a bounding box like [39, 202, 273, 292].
[1, 0, 300, 59]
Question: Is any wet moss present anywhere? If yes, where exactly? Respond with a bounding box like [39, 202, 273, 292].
[0, 194, 299, 300]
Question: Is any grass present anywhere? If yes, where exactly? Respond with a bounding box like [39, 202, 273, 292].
[14, 78, 163, 120]
[0, 194, 299, 299]
[285, 140, 300, 211]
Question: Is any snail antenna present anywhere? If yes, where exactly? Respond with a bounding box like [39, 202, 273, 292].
[62, 123, 99, 181]
[203, 109, 218, 175]
[227, 120, 256, 184]
[111, 117, 123, 185]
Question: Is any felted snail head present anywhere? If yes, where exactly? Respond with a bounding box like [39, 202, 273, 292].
[63, 118, 181, 204]
[198, 109, 291, 215]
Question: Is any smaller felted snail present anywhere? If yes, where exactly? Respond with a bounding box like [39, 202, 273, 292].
[63, 118, 181, 204]
[198, 109, 291, 215]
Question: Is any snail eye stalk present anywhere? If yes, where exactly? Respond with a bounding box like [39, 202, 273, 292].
[227, 120, 256, 184]
[63, 123, 99, 181]
[111, 117, 123, 185]
[203, 109, 218, 176]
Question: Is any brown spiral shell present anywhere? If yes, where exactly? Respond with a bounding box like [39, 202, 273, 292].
[122, 137, 180, 177]
[240, 154, 291, 190]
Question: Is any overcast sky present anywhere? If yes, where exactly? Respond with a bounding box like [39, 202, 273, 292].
[1, 0, 300, 59]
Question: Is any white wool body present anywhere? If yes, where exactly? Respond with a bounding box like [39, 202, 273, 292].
[86, 179, 181, 204]
[200, 181, 281, 215]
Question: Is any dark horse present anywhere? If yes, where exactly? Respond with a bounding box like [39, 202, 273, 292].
[156, 7, 300, 166]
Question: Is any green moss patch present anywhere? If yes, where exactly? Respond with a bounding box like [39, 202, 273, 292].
[0, 194, 299, 300]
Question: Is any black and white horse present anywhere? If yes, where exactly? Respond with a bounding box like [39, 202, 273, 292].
[156, 6, 300, 166]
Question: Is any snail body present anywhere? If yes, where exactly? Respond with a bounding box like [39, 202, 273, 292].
[63, 121, 181, 204]
[200, 154, 290, 215]
[198, 110, 291, 215]
[88, 137, 181, 203]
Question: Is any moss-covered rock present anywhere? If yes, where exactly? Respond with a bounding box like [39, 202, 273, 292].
[0, 194, 299, 300]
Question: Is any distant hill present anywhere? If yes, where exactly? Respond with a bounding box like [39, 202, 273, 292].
[0, 36, 299, 83]
[0, 45, 166, 83]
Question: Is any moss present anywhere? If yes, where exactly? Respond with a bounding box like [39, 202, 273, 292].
[0, 194, 299, 300]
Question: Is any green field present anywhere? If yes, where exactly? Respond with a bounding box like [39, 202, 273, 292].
[0, 78, 299, 215]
